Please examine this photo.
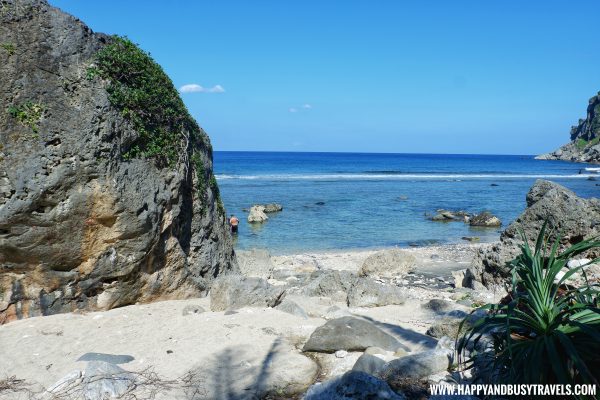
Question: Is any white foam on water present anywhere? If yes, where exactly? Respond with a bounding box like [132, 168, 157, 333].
[215, 173, 597, 181]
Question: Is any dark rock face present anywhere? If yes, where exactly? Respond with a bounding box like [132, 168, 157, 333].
[537, 92, 600, 163]
[468, 180, 600, 287]
[0, 0, 236, 322]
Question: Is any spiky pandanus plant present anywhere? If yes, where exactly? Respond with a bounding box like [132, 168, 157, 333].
[458, 222, 600, 392]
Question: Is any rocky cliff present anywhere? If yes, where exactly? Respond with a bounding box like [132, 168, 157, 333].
[537, 92, 600, 163]
[468, 180, 600, 288]
[0, 0, 237, 323]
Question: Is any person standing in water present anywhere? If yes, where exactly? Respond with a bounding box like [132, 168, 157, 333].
[229, 214, 239, 234]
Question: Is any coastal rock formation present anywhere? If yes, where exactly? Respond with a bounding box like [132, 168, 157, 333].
[536, 92, 600, 163]
[247, 205, 268, 223]
[469, 212, 501, 227]
[468, 180, 600, 288]
[0, 0, 236, 323]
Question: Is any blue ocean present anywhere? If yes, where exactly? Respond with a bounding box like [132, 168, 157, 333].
[214, 152, 599, 254]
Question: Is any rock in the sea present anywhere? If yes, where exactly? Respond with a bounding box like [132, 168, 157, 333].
[0, 0, 236, 323]
[247, 205, 269, 223]
[358, 249, 416, 279]
[378, 349, 450, 390]
[347, 278, 406, 308]
[468, 180, 600, 288]
[461, 236, 480, 242]
[301, 270, 356, 302]
[303, 316, 401, 353]
[304, 370, 405, 400]
[210, 274, 285, 311]
[236, 248, 275, 279]
[469, 212, 501, 227]
[261, 203, 283, 213]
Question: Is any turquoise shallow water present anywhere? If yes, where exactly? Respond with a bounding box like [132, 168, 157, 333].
[214, 152, 599, 254]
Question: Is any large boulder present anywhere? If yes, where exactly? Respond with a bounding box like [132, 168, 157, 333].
[468, 180, 600, 288]
[347, 278, 406, 308]
[358, 249, 416, 279]
[303, 316, 401, 353]
[247, 205, 268, 223]
[236, 249, 274, 279]
[378, 349, 450, 390]
[210, 274, 285, 311]
[0, 0, 236, 323]
[304, 370, 405, 400]
[301, 270, 356, 302]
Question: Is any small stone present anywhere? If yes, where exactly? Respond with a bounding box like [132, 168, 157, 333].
[335, 350, 348, 358]
[182, 304, 206, 316]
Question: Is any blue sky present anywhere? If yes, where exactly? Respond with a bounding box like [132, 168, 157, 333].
[51, 1, 600, 154]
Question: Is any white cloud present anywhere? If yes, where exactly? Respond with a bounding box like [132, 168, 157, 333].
[207, 84, 225, 93]
[289, 104, 312, 113]
[179, 84, 225, 93]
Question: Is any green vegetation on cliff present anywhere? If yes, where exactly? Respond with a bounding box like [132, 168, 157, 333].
[7, 101, 45, 135]
[88, 36, 202, 166]
[88, 36, 224, 213]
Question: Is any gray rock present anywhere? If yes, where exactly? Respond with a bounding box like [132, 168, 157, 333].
[210, 274, 285, 311]
[0, 0, 236, 323]
[378, 349, 450, 390]
[304, 370, 405, 400]
[469, 212, 501, 227]
[352, 353, 387, 375]
[236, 248, 274, 279]
[77, 353, 134, 364]
[82, 361, 135, 400]
[302, 270, 356, 302]
[275, 298, 308, 319]
[468, 180, 600, 288]
[247, 205, 268, 223]
[261, 203, 283, 213]
[347, 278, 406, 308]
[426, 317, 469, 340]
[303, 316, 401, 353]
[421, 299, 456, 313]
[358, 249, 416, 279]
[182, 304, 206, 316]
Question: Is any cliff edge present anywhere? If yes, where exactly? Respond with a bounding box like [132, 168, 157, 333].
[536, 92, 600, 164]
[0, 0, 237, 323]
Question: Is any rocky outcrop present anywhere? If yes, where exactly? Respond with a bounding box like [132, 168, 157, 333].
[247, 205, 268, 223]
[0, 0, 236, 323]
[469, 212, 501, 227]
[537, 92, 600, 163]
[468, 180, 600, 288]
